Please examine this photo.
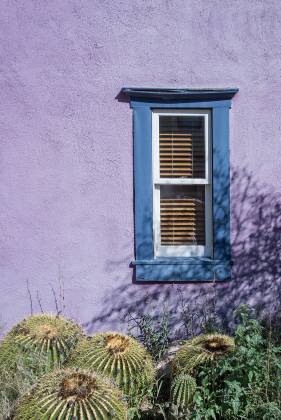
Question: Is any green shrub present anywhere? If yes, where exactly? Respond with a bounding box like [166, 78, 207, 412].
[0, 340, 46, 419]
[127, 307, 170, 361]
[190, 305, 281, 419]
[14, 368, 127, 419]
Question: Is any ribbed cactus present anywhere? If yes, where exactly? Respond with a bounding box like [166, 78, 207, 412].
[14, 368, 127, 419]
[5, 314, 84, 370]
[171, 374, 196, 410]
[68, 332, 155, 396]
[174, 334, 235, 372]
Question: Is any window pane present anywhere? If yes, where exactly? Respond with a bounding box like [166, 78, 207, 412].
[160, 185, 205, 246]
[159, 115, 205, 178]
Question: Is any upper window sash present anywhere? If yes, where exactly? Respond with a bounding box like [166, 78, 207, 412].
[152, 109, 211, 185]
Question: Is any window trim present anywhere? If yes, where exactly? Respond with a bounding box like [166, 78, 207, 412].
[122, 88, 238, 282]
[152, 109, 213, 258]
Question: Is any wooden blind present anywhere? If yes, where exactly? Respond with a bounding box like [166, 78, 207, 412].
[159, 179, 205, 246]
[159, 116, 205, 178]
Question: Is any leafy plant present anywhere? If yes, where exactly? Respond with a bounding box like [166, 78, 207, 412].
[14, 368, 127, 419]
[127, 307, 170, 361]
[190, 305, 281, 419]
[177, 288, 221, 338]
[0, 341, 47, 419]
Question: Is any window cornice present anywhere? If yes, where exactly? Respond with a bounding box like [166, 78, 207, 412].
[122, 87, 239, 101]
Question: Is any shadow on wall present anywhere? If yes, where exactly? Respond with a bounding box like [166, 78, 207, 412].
[83, 166, 281, 335]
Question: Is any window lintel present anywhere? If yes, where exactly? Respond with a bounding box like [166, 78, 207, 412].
[122, 87, 239, 102]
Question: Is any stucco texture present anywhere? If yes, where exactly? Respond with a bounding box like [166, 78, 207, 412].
[0, 0, 280, 333]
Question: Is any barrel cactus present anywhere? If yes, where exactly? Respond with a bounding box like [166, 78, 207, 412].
[171, 373, 196, 411]
[4, 314, 84, 371]
[14, 368, 127, 419]
[174, 334, 235, 372]
[68, 332, 155, 397]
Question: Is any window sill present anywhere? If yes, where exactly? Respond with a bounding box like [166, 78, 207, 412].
[131, 258, 231, 282]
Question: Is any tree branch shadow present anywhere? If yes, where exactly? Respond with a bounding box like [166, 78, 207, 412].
[83, 165, 281, 335]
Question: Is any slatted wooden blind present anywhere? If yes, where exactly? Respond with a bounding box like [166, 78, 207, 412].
[160, 186, 205, 246]
[158, 113, 206, 248]
[159, 116, 205, 178]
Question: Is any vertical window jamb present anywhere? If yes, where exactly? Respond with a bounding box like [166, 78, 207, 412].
[152, 111, 160, 257]
[204, 110, 213, 257]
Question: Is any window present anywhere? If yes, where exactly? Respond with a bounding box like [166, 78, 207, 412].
[152, 110, 212, 258]
[122, 88, 238, 282]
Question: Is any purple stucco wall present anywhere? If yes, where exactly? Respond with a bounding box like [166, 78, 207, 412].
[0, 0, 280, 334]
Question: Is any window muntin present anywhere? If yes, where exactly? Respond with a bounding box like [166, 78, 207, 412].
[153, 110, 212, 258]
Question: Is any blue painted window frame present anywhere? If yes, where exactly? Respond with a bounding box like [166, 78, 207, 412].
[122, 88, 238, 282]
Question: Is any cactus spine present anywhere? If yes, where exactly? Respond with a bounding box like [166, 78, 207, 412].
[14, 368, 127, 419]
[68, 332, 155, 396]
[171, 374, 196, 411]
[174, 334, 235, 372]
[4, 314, 84, 371]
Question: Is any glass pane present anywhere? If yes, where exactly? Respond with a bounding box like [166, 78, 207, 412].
[159, 115, 205, 178]
[160, 185, 205, 246]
